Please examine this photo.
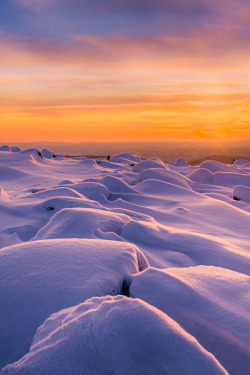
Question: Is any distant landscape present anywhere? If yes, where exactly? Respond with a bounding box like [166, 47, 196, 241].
[2, 140, 250, 164]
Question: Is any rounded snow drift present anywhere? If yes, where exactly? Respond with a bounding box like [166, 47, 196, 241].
[187, 168, 214, 184]
[233, 185, 250, 203]
[0, 239, 148, 369]
[132, 160, 168, 172]
[1, 296, 227, 375]
[0, 145, 11, 152]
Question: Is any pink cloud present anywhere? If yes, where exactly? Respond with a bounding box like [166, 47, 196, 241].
[14, 0, 55, 11]
[0, 24, 249, 73]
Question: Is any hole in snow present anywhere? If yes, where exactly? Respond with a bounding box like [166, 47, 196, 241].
[121, 281, 130, 297]
[233, 196, 240, 201]
[46, 206, 55, 211]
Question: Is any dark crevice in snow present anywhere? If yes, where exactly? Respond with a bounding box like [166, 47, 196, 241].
[121, 280, 130, 297]
[136, 252, 149, 273]
[106, 193, 118, 201]
[138, 261, 144, 272]
[37, 151, 43, 160]
[31, 188, 45, 193]
[46, 206, 55, 211]
[233, 196, 240, 201]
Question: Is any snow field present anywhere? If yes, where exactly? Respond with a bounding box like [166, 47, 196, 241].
[0, 147, 250, 374]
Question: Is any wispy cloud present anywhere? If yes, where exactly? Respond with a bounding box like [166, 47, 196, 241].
[12, 0, 250, 25]
[1, 26, 250, 72]
[13, 0, 55, 11]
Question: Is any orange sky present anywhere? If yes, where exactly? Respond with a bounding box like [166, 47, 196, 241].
[1, 0, 250, 142]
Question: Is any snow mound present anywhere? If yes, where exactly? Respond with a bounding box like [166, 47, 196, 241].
[200, 160, 239, 173]
[233, 160, 248, 166]
[41, 149, 54, 159]
[172, 158, 188, 167]
[65, 182, 109, 201]
[30, 187, 84, 199]
[78, 158, 98, 168]
[33, 207, 131, 240]
[100, 175, 137, 194]
[0, 239, 148, 369]
[11, 146, 22, 152]
[135, 179, 195, 197]
[131, 266, 250, 375]
[242, 162, 250, 169]
[233, 185, 250, 203]
[58, 179, 74, 185]
[110, 152, 140, 163]
[18, 148, 43, 161]
[0, 145, 11, 151]
[187, 168, 214, 184]
[111, 157, 136, 164]
[19, 148, 40, 155]
[149, 157, 164, 162]
[132, 159, 168, 172]
[95, 159, 128, 169]
[137, 168, 191, 189]
[121, 219, 250, 273]
[214, 172, 250, 188]
[1, 295, 227, 375]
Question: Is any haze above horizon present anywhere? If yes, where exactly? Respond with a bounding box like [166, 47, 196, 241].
[1, 0, 250, 142]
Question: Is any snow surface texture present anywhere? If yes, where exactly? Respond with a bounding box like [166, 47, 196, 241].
[2, 296, 226, 375]
[0, 148, 250, 374]
[0, 239, 148, 368]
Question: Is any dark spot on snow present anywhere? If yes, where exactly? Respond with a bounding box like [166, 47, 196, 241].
[46, 206, 55, 211]
[106, 193, 118, 201]
[138, 261, 143, 272]
[130, 163, 135, 166]
[233, 196, 240, 201]
[121, 281, 130, 297]
[37, 151, 43, 160]
[97, 161, 101, 164]
[31, 188, 45, 193]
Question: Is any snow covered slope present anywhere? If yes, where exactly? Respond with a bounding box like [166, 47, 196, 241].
[0, 147, 250, 374]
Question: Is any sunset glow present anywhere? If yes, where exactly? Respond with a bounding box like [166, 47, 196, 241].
[1, 0, 250, 142]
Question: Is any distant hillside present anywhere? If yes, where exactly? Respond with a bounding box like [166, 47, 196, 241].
[2, 141, 250, 163]
[65, 155, 107, 159]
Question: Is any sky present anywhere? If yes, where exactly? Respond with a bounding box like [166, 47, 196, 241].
[1, 0, 250, 143]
